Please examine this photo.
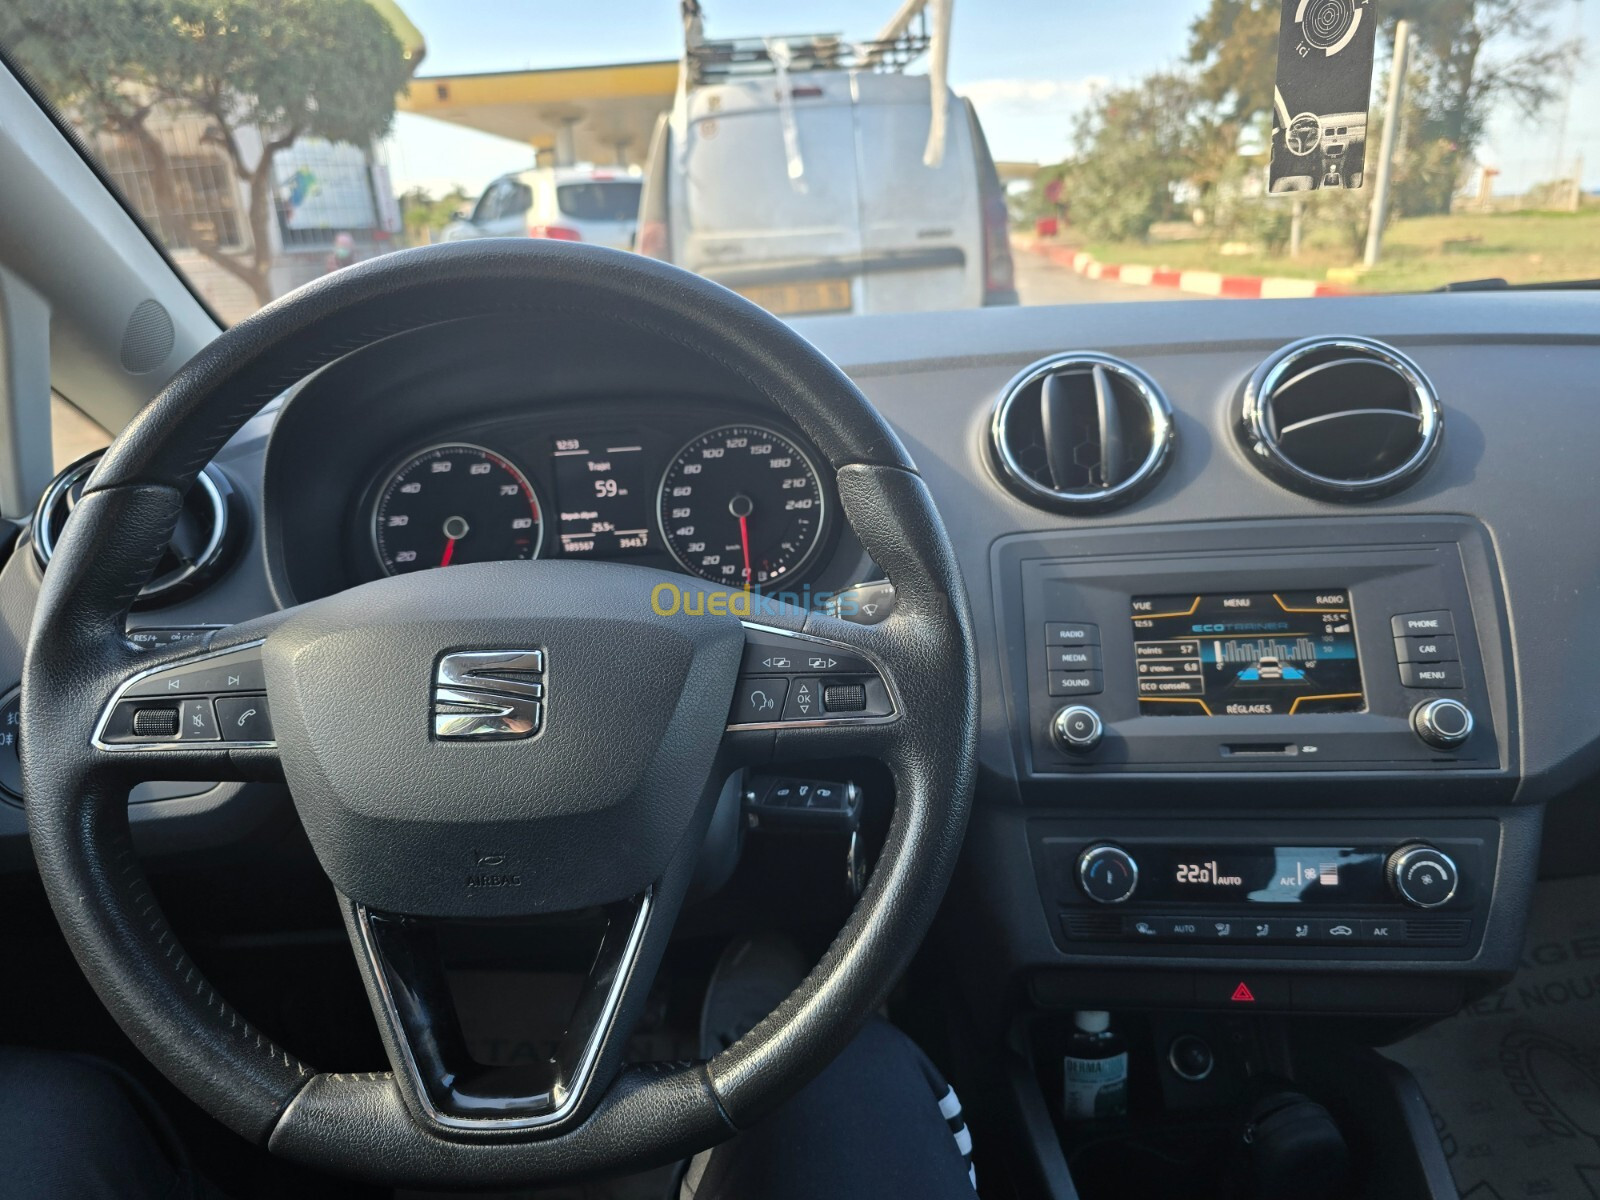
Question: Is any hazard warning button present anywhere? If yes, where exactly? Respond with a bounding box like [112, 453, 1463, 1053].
[1197, 975, 1290, 1009]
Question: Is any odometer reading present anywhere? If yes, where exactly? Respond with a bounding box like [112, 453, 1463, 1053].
[658, 425, 824, 587]
[373, 443, 543, 575]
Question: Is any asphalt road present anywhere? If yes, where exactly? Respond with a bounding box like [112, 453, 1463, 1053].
[1011, 248, 1202, 306]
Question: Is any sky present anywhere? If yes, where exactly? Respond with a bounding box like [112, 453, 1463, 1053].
[383, 0, 1600, 201]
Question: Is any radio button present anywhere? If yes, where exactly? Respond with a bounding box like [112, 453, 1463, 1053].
[1045, 622, 1099, 646]
[1393, 634, 1457, 664]
[1399, 661, 1463, 689]
[1391, 611, 1455, 638]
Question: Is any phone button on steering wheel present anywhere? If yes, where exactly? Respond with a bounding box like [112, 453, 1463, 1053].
[215, 695, 273, 742]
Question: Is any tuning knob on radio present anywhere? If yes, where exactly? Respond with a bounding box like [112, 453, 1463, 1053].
[1387, 844, 1459, 908]
[1078, 844, 1139, 905]
[1411, 698, 1473, 749]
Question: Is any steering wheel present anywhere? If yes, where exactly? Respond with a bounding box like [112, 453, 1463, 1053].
[21, 241, 978, 1187]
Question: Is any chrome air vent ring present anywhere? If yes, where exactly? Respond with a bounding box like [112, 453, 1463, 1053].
[34, 450, 233, 606]
[990, 352, 1174, 513]
[1238, 335, 1442, 501]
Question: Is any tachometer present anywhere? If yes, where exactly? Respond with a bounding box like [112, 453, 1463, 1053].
[658, 424, 824, 587]
[373, 443, 543, 575]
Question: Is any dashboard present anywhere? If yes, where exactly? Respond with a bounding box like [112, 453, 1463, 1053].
[3, 289, 1600, 1029]
[253, 316, 862, 607]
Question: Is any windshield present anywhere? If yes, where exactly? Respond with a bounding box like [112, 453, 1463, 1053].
[0, 1, 1593, 324]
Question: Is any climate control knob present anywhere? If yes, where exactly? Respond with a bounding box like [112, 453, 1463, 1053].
[1078, 844, 1139, 905]
[1052, 705, 1104, 754]
[1387, 844, 1459, 908]
[1411, 698, 1473, 749]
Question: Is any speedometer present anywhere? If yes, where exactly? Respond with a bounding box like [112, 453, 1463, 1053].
[373, 443, 543, 575]
[658, 424, 824, 587]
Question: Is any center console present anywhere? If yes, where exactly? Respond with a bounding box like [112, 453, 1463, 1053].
[986, 516, 1526, 1018]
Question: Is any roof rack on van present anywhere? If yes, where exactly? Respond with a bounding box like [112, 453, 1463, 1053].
[686, 25, 930, 84]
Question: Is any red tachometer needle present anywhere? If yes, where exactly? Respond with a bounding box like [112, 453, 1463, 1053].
[738, 512, 753, 591]
[440, 537, 458, 567]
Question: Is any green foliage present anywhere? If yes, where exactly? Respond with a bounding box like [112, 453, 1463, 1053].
[400, 185, 471, 246]
[2, 0, 412, 304]
[1061, 74, 1204, 242]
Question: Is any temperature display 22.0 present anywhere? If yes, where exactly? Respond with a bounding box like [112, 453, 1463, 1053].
[551, 435, 654, 557]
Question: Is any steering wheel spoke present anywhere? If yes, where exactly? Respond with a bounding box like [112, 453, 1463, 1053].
[344, 888, 663, 1134]
[88, 634, 282, 782]
[725, 613, 905, 768]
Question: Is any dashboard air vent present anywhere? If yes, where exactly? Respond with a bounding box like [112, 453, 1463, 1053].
[990, 352, 1174, 512]
[33, 451, 233, 607]
[1238, 336, 1441, 501]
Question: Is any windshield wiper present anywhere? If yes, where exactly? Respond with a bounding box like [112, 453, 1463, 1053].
[1435, 277, 1600, 292]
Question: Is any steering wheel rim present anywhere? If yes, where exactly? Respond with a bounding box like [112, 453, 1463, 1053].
[21, 241, 978, 1187]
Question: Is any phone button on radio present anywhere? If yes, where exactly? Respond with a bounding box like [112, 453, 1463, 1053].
[215, 695, 272, 743]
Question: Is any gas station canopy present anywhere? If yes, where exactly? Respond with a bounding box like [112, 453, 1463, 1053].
[397, 61, 679, 167]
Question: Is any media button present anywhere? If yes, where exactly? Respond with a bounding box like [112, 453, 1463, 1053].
[1047, 645, 1103, 671]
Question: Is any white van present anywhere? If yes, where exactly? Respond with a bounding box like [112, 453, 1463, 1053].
[637, 67, 1016, 316]
[442, 165, 642, 250]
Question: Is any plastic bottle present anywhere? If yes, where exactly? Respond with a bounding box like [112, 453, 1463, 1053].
[1062, 1010, 1128, 1120]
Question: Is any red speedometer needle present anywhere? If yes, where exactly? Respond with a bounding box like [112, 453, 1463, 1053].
[738, 513, 753, 591]
[440, 537, 458, 567]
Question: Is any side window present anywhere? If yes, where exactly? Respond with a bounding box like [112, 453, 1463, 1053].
[507, 182, 533, 218]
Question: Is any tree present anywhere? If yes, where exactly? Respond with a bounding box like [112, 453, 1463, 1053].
[1062, 74, 1206, 242]
[2, 0, 414, 304]
[400, 185, 472, 247]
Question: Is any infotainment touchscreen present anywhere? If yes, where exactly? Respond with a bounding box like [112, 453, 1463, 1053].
[1131, 590, 1363, 717]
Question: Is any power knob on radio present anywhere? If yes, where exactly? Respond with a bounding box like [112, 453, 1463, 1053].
[1078, 844, 1139, 905]
[1052, 705, 1104, 754]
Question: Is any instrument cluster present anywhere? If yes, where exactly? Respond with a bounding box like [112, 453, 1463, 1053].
[362, 410, 832, 589]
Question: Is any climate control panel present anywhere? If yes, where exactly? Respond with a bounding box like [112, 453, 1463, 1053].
[1033, 820, 1494, 961]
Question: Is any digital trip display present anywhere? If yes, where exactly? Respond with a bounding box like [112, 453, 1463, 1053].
[1132, 589, 1363, 717]
[552, 435, 654, 557]
[1151, 845, 1385, 905]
